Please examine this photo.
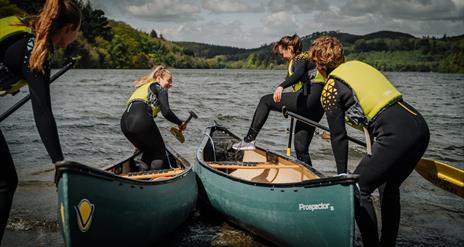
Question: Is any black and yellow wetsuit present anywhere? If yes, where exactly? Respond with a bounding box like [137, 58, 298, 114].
[321, 60, 430, 246]
[1, 17, 64, 242]
[244, 52, 324, 165]
[120, 82, 183, 168]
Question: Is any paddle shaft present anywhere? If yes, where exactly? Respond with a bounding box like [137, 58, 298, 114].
[282, 107, 367, 147]
[287, 118, 294, 156]
[282, 108, 462, 197]
[181, 112, 196, 128]
[0, 61, 75, 122]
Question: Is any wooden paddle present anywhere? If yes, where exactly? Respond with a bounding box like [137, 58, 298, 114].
[282, 106, 464, 198]
[0, 60, 75, 122]
[170, 111, 198, 143]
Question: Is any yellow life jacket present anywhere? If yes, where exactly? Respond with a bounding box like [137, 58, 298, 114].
[327, 60, 402, 125]
[312, 70, 325, 84]
[0, 16, 31, 96]
[127, 81, 161, 118]
[288, 52, 325, 92]
[287, 59, 303, 92]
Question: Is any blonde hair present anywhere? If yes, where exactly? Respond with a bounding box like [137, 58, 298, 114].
[308, 36, 345, 74]
[28, 0, 81, 73]
[272, 34, 303, 55]
[134, 65, 171, 87]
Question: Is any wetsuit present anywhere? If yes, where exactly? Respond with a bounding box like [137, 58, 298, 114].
[245, 52, 324, 165]
[323, 75, 429, 246]
[120, 83, 183, 168]
[1, 35, 64, 242]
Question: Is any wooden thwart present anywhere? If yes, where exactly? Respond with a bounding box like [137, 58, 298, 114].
[207, 162, 301, 170]
[123, 168, 183, 180]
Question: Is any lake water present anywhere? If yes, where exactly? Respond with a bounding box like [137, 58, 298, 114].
[1, 69, 463, 246]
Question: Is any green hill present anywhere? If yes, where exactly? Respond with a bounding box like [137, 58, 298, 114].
[190, 30, 463, 73]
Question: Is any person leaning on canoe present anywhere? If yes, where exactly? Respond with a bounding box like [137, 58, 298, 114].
[308, 36, 430, 246]
[121, 66, 185, 171]
[233, 34, 325, 166]
[0, 0, 81, 243]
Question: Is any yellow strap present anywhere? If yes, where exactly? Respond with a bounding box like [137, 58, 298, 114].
[398, 101, 417, 116]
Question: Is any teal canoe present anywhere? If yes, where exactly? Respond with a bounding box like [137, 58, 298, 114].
[55, 145, 197, 247]
[195, 122, 359, 247]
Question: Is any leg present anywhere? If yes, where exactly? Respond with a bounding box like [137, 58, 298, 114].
[378, 126, 429, 247]
[0, 129, 18, 244]
[121, 103, 167, 166]
[355, 102, 430, 247]
[293, 84, 324, 165]
[293, 120, 315, 165]
[245, 92, 300, 141]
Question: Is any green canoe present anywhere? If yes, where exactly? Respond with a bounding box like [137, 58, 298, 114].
[195, 122, 359, 247]
[55, 145, 197, 247]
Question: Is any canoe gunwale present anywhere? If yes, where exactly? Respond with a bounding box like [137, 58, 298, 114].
[55, 145, 194, 186]
[196, 122, 359, 188]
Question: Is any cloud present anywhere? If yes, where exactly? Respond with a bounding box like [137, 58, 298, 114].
[161, 20, 260, 48]
[87, 0, 463, 48]
[267, 0, 329, 13]
[312, 5, 464, 37]
[262, 11, 299, 32]
[126, 0, 201, 22]
[202, 0, 255, 13]
[341, 0, 464, 21]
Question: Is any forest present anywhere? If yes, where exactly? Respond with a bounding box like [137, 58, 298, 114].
[1, 0, 463, 73]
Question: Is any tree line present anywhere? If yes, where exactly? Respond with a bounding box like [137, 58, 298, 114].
[1, 0, 463, 73]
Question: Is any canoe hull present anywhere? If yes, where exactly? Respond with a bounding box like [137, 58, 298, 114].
[56, 151, 197, 247]
[195, 123, 357, 247]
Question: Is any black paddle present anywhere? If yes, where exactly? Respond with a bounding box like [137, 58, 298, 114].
[281, 106, 367, 147]
[282, 106, 464, 195]
[286, 118, 294, 156]
[0, 60, 75, 122]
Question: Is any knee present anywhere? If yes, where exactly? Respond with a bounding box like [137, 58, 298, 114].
[294, 144, 306, 155]
[355, 186, 374, 205]
[258, 94, 273, 107]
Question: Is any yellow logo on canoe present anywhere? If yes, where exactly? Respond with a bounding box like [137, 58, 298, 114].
[74, 199, 95, 232]
[60, 203, 65, 226]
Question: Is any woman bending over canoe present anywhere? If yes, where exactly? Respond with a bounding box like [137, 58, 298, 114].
[308, 36, 430, 246]
[0, 0, 81, 243]
[121, 66, 185, 170]
[233, 34, 324, 166]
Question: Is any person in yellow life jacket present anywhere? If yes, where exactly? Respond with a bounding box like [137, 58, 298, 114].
[0, 0, 81, 243]
[121, 66, 185, 170]
[308, 36, 430, 247]
[233, 34, 325, 166]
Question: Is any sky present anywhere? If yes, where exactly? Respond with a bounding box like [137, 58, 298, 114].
[89, 0, 464, 49]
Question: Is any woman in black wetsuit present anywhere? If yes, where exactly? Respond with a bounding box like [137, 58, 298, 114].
[308, 36, 430, 246]
[121, 66, 185, 170]
[0, 0, 81, 243]
[233, 34, 324, 166]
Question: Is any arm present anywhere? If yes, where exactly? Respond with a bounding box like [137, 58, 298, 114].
[154, 85, 183, 125]
[22, 56, 64, 163]
[279, 59, 309, 89]
[323, 79, 352, 174]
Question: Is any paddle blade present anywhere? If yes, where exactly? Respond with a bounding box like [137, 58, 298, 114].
[170, 127, 185, 143]
[415, 159, 464, 198]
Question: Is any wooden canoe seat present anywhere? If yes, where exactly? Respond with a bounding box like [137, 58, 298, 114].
[207, 161, 300, 170]
[123, 168, 183, 180]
